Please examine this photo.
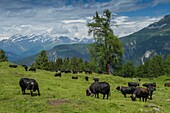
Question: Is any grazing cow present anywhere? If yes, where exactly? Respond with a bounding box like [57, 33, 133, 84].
[164, 83, 170, 87]
[128, 82, 139, 87]
[72, 76, 78, 79]
[29, 67, 36, 72]
[84, 70, 92, 74]
[98, 70, 103, 74]
[79, 70, 83, 73]
[61, 70, 71, 73]
[19, 78, 40, 96]
[73, 70, 78, 74]
[22, 65, 28, 71]
[131, 87, 149, 102]
[9, 64, 18, 68]
[85, 76, 89, 81]
[86, 82, 110, 99]
[116, 86, 136, 98]
[54, 72, 61, 77]
[93, 78, 99, 82]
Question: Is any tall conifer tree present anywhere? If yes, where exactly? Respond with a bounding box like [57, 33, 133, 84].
[87, 9, 123, 74]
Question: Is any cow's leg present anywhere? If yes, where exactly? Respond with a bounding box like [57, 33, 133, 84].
[22, 88, 25, 95]
[103, 94, 105, 99]
[142, 97, 144, 102]
[150, 94, 153, 100]
[30, 90, 33, 96]
[123, 94, 126, 98]
[37, 88, 40, 96]
[139, 97, 141, 101]
[106, 94, 109, 99]
[97, 93, 99, 98]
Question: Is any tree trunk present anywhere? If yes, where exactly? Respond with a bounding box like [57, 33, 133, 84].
[106, 63, 110, 74]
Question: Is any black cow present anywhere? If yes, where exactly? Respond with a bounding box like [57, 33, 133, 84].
[22, 65, 28, 71]
[9, 64, 18, 68]
[73, 70, 78, 74]
[116, 86, 136, 98]
[61, 70, 71, 73]
[98, 70, 103, 74]
[142, 82, 156, 99]
[164, 83, 170, 87]
[142, 82, 156, 90]
[54, 72, 61, 77]
[93, 78, 99, 82]
[72, 76, 78, 79]
[85, 76, 89, 81]
[29, 67, 36, 72]
[19, 78, 40, 96]
[84, 70, 92, 74]
[86, 82, 110, 99]
[128, 82, 139, 87]
[131, 87, 149, 102]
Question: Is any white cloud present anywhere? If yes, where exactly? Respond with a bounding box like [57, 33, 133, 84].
[112, 16, 162, 37]
[0, 0, 169, 40]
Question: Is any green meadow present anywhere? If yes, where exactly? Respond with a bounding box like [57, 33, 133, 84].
[0, 62, 170, 113]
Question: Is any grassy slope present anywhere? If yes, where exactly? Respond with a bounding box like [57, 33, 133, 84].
[0, 62, 170, 113]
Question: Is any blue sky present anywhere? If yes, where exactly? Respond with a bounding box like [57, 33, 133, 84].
[0, 0, 170, 40]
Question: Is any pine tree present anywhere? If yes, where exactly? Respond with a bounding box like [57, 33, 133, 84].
[62, 57, 70, 70]
[35, 50, 49, 70]
[87, 9, 123, 74]
[0, 50, 8, 62]
[164, 54, 170, 75]
[121, 60, 135, 77]
[55, 58, 63, 71]
[149, 55, 164, 77]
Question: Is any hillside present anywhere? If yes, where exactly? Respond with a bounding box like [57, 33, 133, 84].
[121, 14, 170, 65]
[0, 62, 170, 112]
[13, 44, 91, 66]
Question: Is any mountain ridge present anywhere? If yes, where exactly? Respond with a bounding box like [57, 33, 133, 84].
[0, 35, 94, 61]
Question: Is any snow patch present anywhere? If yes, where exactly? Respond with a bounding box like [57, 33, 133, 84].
[141, 50, 154, 64]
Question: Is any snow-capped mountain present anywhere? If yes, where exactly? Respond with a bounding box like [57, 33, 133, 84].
[0, 34, 94, 61]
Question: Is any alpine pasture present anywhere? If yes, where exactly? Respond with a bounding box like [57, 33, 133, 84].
[0, 62, 170, 113]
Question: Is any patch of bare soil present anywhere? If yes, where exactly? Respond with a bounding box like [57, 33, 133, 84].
[14, 72, 25, 76]
[48, 99, 69, 106]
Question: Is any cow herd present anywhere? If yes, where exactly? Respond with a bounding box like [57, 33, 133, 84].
[116, 82, 157, 102]
[7, 64, 170, 102]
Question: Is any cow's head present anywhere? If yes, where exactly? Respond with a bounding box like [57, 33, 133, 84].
[27, 82, 35, 91]
[116, 86, 120, 91]
[86, 89, 93, 96]
[130, 94, 136, 101]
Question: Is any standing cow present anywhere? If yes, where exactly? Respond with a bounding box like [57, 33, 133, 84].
[116, 86, 136, 98]
[142, 82, 156, 99]
[19, 78, 40, 96]
[86, 82, 110, 99]
[131, 87, 149, 102]
[85, 76, 89, 81]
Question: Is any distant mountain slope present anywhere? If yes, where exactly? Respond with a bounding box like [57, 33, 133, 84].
[121, 14, 170, 65]
[0, 35, 93, 61]
[14, 44, 90, 65]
